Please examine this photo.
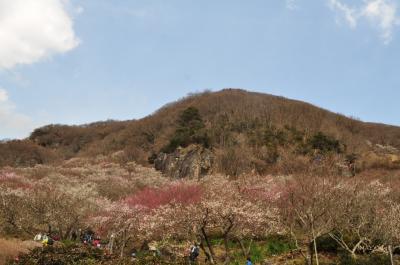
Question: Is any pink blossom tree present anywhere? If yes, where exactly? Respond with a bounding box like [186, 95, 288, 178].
[277, 174, 339, 265]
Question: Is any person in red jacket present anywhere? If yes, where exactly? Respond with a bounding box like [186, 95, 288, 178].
[92, 237, 101, 248]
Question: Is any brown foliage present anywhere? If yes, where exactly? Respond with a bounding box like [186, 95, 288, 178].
[0, 140, 59, 167]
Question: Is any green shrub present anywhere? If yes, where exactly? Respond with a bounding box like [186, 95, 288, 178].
[162, 107, 210, 153]
[61, 239, 77, 248]
[307, 132, 342, 154]
[249, 244, 264, 262]
[316, 235, 339, 253]
[265, 235, 296, 256]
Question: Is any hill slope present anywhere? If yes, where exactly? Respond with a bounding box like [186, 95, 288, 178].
[1, 89, 400, 175]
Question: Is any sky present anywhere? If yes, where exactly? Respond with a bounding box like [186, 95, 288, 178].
[0, 0, 400, 139]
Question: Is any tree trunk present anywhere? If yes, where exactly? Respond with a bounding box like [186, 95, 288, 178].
[311, 222, 319, 265]
[313, 237, 319, 265]
[238, 238, 247, 257]
[389, 245, 394, 265]
[199, 240, 213, 264]
[201, 227, 215, 264]
[237, 238, 253, 258]
[58, 227, 63, 240]
[109, 234, 115, 255]
[307, 243, 313, 265]
[223, 235, 230, 264]
[328, 232, 362, 260]
[290, 228, 309, 264]
[120, 231, 127, 258]
[65, 227, 72, 240]
[120, 241, 125, 258]
[222, 219, 234, 264]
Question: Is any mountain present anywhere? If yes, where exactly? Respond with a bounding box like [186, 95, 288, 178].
[1, 89, 400, 176]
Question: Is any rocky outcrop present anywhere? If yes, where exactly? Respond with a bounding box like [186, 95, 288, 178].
[154, 145, 213, 179]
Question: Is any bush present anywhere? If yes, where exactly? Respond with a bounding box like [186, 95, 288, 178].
[0, 140, 59, 167]
[306, 132, 342, 154]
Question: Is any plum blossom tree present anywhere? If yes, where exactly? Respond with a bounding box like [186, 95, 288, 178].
[376, 202, 400, 265]
[277, 174, 339, 265]
[97, 176, 282, 264]
[328, 180, 387, 259]
[187, 176, 282, 264]
[93, 201, 146, 257]
[372, 184, 400, 265]
[238, 175, 284, 257]
[25, 183, 97, 239]
[0, 169, 98, 239]
[93, 182, 203, 257]
[0, 171, 33, 235]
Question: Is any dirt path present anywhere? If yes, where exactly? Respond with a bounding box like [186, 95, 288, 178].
[0, 238, 41, 265]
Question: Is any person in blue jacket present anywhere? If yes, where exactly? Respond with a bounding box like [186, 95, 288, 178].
[246, 257, 253, 265]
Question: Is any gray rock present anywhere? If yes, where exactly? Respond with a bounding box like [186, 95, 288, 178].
[154, 145, 213, 179]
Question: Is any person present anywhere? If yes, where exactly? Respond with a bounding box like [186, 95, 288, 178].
[34, 233, 42, 241]
[148, 241, 162, 257]
[47, 236, 54, 246]
[189, 243, 200, 264]
[130, 248, 137, 261]
[246, 257, 253, 265]
[51, 234, 60, 241]
[108, 233, 115, 254]
[92, 237, 101, 248]
[71, 230, 77, 241]
[83, 230, 93, 245]
[41, 234, 49, 246]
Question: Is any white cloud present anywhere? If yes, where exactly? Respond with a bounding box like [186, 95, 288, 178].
[286, 0, 298, 10]
[329, 0, 358, 28]
[0, 88, 35, 139]
[328, 0, 400, 44]
[0, 0, 80, 70]
[0, 88, 8, 102]
[362, 0, 400, 44]
[75, 6, 84, 15]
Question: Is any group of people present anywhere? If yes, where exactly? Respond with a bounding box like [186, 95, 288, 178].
[33, 229, 102, 248]
[188, 243, 253, 265]
[34, 232, 254, 264]
[81, 230, 102, 248]
[33, 233, 54, 246]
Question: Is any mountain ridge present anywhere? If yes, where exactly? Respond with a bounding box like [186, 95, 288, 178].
[1, 89, 399, 175]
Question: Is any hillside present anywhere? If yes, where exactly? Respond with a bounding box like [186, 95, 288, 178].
[1, 89, 400, 175]
[2, 89, 400, 265]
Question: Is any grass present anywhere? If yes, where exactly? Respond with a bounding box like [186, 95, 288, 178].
[209, 235, 297, 264]
[2, 236, 395, 265]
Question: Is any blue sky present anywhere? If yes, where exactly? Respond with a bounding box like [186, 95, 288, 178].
[0, 0, 399, 139]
